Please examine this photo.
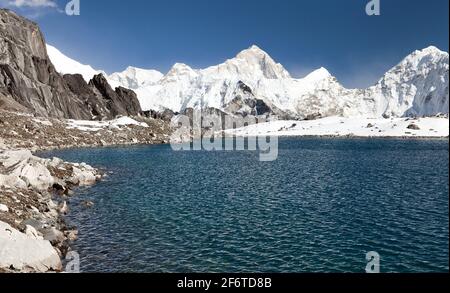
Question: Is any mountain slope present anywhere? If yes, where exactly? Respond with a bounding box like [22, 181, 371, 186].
[108, 66, 163, 90]
[46, 45, 105, 82]
[366, 46, 449, 117]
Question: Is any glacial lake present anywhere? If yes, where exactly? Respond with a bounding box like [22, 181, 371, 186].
[40, 138, 449, 273]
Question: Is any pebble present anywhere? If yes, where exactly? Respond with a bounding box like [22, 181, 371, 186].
[0, 204, 9, 212]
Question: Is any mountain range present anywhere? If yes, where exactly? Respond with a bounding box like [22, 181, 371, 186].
[1, 8, 448, 122]
[48, 43, 449, 120]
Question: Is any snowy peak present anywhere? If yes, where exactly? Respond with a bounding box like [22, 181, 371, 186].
[46, 44, 105, 82]
[233, 45, 291, 79]
[303, 67, 333, 82]
[235, 45, 271, 60]
[413, 46, 448, 59]
[422, 45, 448, 54]
[167, 63, 196, 75]
[379, 45, 449, 84]
[398, 46, 448, 70]
[371, 46, 449, 117]
[162, 63, 198, 82]
[108, 66, 163, 90]
[201, 45, 291, 80]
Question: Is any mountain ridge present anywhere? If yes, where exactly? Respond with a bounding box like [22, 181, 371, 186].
[46, 42, 449, 119]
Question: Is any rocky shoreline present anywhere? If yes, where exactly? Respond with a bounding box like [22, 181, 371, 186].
[0, 110, 172, 273]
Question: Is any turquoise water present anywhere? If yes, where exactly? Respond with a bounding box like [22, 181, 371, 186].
[41, 138, 449, 273]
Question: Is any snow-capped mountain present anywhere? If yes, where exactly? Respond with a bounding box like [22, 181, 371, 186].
[46, 44, 105, 82]
[108, 66, 163, 90]
[47, 44, 449, 119]
[366, 46, 449, 117]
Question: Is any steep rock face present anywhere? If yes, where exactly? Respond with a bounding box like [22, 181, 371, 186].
[89, 74, 141, 118]
[0, 9, 91, 119]
[63, 73, 142, 119]
[115, 86, 142, 115]
[0, 9, 142, 120]
[63, 74, 109, 119]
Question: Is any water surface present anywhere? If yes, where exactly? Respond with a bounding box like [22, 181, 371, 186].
[41, 138, 449, 272]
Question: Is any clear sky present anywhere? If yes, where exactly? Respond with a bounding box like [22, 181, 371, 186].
[1, 0, 449, 88]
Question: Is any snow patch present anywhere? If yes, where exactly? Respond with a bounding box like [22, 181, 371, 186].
[66, 117, 149, 132]
[224, 117, 449, 138]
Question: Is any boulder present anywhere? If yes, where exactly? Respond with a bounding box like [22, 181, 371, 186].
[0, 174, 27, 189]
[0, 221, 62, 272]
[24, 225, 43, 240]
[71, 166, 97, 186]
[41, 227, 65, 245]
[20, 218, 46, 231]
[407, 123, 421, 130]
[58, 201, 69, 214]
[20, 161, 54, 190]
[0, 150, 54, 190]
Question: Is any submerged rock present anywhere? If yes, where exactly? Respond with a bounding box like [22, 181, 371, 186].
[81, 201, 94, 208]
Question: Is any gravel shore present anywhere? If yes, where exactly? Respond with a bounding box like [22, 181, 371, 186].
[0, 110, 172, 272]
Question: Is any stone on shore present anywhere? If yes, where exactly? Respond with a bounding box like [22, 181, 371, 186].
[0, 204, 8, 213]
[0, 221, 62, 272]
[0, 150, 101, 191]
[0, 150, 54, 190]
[71, 166, 97, 186]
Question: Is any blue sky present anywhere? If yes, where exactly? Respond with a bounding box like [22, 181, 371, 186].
[1, 0, 449, 88]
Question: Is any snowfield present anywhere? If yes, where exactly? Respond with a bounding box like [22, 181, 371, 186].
[224, 117, 449, 138]
[66, 117, 149, 132]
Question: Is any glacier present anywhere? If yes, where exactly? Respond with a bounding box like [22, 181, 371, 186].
[46, 44, 449, 119]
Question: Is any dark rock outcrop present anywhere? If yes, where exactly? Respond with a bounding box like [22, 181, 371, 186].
[63, 73, 141, 119]
[407, 123, 421, 130]
[143, 109, 176, 121]
[89, 74, 141, 117]
[115, 86, 142, 116]
[0, 9, 141, 120]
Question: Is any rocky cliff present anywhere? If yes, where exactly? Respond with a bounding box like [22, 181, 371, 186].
[0, 9, 141, 120]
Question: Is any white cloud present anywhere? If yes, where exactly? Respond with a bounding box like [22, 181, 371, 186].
[5, 0, 58, 8]
[0, 0, 61, 18]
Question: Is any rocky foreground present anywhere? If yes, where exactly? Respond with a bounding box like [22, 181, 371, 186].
[0, 110, 172, 272]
